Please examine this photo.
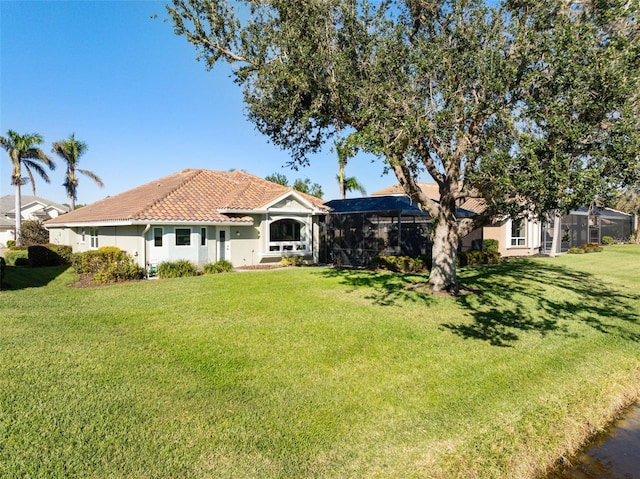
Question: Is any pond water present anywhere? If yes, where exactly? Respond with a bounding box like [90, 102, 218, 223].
[547, 404, 640, 479]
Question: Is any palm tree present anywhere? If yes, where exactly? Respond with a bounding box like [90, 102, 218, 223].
[0, 130, 55, 246]
[52, 134, 103, 211]
[342, 176, 367, 197]
[334, 137, 366, 199]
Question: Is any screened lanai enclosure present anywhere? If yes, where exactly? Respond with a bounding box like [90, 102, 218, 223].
[541, 206, 634, 255]
[322, 196, 433, 267]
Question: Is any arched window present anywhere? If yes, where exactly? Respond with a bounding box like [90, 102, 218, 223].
[269, 219, 307, 253]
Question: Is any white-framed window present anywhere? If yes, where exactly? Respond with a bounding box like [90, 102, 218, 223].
[510, 219, 526, 246]
[200, 227, 207, 246]
[153, 227, 163, 247]
[176, 228, 191, 246]
[90, 227, 99, 249]
[268, 218, 308, 253]
[77, 227, 86, 244]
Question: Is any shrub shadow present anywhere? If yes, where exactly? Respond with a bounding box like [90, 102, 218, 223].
[0, 265, 69, 291]
[445, 259, 640, 346]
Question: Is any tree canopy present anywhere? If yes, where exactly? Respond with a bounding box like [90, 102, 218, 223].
[168, 0, 639, 291]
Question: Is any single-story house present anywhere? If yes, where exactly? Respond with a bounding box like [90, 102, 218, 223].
[45, 169, 328, 269]
[0, 195, 69, 247]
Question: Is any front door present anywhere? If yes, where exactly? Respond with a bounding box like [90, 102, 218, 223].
[218, 229, 228, 261]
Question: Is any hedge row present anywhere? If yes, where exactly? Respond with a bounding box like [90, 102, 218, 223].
[158, 259, 234, 278]
[458, 250, 501, 266]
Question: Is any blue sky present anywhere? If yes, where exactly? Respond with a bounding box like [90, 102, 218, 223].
[1, 0, 407, 206]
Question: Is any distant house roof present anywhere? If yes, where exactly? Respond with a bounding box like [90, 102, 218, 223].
[570, 206, 633, 220]
[325, 195, 476, 218]
[0, 195, 69, 217]
[372, 183, 486, 215]
[46, 169, 327, 226]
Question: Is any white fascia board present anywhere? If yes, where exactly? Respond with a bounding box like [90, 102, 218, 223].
[262, 190, 316, 210]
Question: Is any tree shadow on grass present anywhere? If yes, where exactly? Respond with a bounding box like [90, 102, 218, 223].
[318, 261, 640, 347]
[445, 259, 640, 346]
[318, 268, 435, 307]
[0, 265, 69, 291]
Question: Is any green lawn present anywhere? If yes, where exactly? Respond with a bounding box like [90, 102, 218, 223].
[1, 245, 639, 478]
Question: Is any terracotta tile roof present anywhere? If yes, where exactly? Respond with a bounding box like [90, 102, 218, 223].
[46, 169, 327, 225]
[372, 183, 486, 215]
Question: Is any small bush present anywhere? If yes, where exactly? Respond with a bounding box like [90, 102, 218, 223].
[482, 239, 499, 253]
[71, 247, 144, 283]
[157, 260, 198, 279]
[4, 249, 28, 266]
[6, 240, 16, 249]
[568, 247, 585, 254]
[601, 236, 615, 246]
[458, 251, 501, 266]
[372, 255, 428, 273]
[203, 260, 234, 274]
[281, 255, 305, 267]
[580, 243, 603, 253]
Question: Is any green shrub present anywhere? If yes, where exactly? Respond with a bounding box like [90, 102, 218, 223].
[372, 255, 428, 273]
[601, 236, 615, 246]
[458, 250, 502, 266]
[71, 247, 144, 283]
[27, 244, 72, 267]
[568, 247, 585, 254]
[6, 240, 16, 249]
[482, 239, 499, 253]
[4, 249, 28, 266]
[203, 260, 234, 274]
[281, 255, 305, 267]
[157, 260, 198, 279]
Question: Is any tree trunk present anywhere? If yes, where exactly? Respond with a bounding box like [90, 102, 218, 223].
[14, 183, 22, 246]
[549, 212, 562, 257]
[635, 214, 640, 244]
[428, 216, 460, 293]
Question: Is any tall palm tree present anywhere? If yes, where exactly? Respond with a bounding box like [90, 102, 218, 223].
[52, 134, 103, 211]
[334, 137, 366, 199]
[0, 130, 55, 246]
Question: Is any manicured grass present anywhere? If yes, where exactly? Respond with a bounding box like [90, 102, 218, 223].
[1, 245, 639, 478]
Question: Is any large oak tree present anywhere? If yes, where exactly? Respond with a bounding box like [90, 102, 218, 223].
[167, 0, 639, 292]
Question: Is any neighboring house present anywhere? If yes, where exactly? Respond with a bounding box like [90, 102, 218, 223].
[0, 195, 69, 247]
[372, 184, 633, 257]
[45, 169, 328, 268]
[540, 206, 634, 254]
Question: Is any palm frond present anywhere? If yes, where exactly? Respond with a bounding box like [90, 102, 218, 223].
[77, 168, 104, 188]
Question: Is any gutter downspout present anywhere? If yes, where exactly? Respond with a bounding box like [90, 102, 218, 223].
[142, 224, 151, 269]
